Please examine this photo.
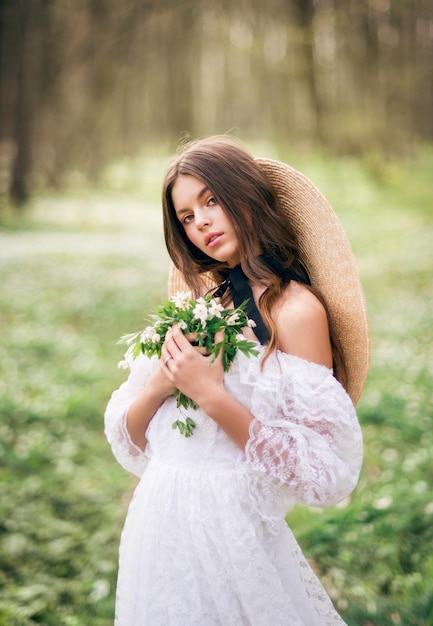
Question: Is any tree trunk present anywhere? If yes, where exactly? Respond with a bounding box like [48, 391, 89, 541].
[291, 0, 326, 143]
[9, 0, 38, 206]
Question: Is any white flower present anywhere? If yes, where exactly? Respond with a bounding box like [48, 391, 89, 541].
[170, 291, 191, 310]
[208, 299, 225, 318]
[226, 312, 240, 325]
[141, 326, 154, 342]
[193, 300, 209, 326]
[151, 333, 161, 343]
[117, 360, 129, 370]
[247, 319, 256, 328]
[89, 578, 110, 603]
[373, 496, 393, 510]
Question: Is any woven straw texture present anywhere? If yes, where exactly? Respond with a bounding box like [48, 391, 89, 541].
[167, 158, 369, 405]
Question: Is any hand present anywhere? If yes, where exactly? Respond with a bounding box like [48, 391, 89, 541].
[161, 325, 225, 407]
[150, 367, 177, 401]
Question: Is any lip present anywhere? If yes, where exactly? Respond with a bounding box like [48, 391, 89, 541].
[205, 232, 223, 247]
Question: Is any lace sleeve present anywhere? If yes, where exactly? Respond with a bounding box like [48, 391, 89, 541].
[104, 352, 159, 477]
[240, 352, 363, 524]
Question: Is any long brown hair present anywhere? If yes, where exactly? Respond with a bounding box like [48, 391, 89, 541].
[162, 136, 344, 380]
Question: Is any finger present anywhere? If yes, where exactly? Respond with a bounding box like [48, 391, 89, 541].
[160, 342, 173, 367]
[162, 354, 174, 367]
[210, 329, 226, 365]
[184, 331, 206, 344]
[170, 324, 191, 351]
[164, 326, 184, 357]
[214, 329, 225, 344]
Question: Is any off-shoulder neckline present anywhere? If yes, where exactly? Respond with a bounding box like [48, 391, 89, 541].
[238, 335, 333, 374]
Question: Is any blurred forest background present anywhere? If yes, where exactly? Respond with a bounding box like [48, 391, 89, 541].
[1, 0, 433, 203]
[1, 1, 433, 625]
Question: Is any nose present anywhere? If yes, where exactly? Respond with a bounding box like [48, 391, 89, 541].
[194, 207, 211, 229]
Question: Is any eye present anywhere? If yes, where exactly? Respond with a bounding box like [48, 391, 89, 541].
[207, 196, 217, 207]
[182, 214, 194, 225]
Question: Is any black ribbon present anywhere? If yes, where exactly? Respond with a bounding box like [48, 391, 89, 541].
[259, 253, 310, 286]
[213, 255, 310, 345]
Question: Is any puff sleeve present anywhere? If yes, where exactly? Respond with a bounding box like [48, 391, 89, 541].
[104, 352, 159, 477]
[232, 351, 363, 527]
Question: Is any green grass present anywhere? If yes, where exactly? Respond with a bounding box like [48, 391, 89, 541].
[0, 147, 432, 625]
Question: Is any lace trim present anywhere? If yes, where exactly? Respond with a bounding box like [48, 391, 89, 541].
[104, 353, 158, 477]
[238, 349, 363, 530]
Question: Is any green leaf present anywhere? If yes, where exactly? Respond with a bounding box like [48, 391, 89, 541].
[119, 295, 260, 436]
[171, 417, 196, 437]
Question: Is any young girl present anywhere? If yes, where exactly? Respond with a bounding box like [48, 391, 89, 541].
[105, 137, 369, 625]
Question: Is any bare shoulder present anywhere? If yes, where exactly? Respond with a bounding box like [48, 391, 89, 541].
[273, 282, 333, 368]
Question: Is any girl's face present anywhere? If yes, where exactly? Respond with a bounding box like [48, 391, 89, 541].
[171, 174, 241, 267]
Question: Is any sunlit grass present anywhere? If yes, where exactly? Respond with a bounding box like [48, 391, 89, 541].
[0, 148, 432, 624]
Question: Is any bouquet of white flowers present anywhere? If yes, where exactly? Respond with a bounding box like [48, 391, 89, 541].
[119, 292, 259, 436]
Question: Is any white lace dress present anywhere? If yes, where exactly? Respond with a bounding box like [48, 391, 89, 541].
[104, 344, 363, 626]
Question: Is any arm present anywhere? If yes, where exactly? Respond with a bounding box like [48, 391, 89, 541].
[125, 368, 175, 451]
[104, 352, 175, 476]
[243, 285, 362, 508]
[274, 281, 332, 368]
[243, 359, 363, 509]
[162, 285, 333, 451]
[162, 325, 254, 448]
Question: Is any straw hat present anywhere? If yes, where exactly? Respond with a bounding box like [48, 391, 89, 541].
[168, 158, 369, 405]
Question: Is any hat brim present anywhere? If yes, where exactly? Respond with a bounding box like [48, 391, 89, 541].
[168, 158, 370, 405]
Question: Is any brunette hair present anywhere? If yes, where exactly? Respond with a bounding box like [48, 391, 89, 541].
[162, 136, 344, 377]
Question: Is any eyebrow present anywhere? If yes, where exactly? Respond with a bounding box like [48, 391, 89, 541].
[174, 184, 211, 218]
